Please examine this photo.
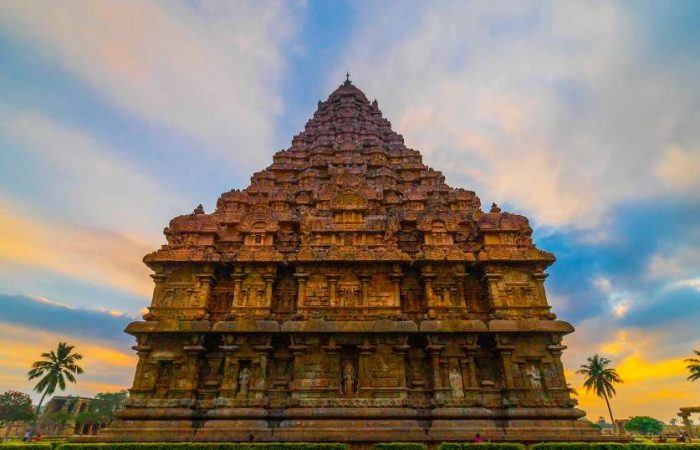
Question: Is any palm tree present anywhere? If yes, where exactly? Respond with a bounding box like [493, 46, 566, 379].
[28, 342, 84, 415]
[577, 354, 623, 432]
[685, 350, 700, 382]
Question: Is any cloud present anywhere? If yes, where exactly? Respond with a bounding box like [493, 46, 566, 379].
[0, 108, 187, 239]
[0, 322, 134, 397]
[0, 0, 300, 170]
[0, 197, 153, 297]
[0, 294, 134, 347]
[656, 146, 700, 190]
[336, 0, 700, 229]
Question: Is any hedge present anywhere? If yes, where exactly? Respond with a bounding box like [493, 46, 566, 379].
[531, 444, 700, 450]
[439, 444, 525, 450]
[57, 445, 347, 450]
[0, 445, 54, 450]
[374, 444, 427, 450]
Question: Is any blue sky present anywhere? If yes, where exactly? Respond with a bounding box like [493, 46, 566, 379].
[0, 0, 698, 421]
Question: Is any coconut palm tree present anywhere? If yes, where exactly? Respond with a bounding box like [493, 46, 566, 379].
[686, 350, 700, 382]
[577, 354, 623, 432]
[28, 342, 84, 415]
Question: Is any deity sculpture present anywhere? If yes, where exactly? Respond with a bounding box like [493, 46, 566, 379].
[526, 364, 543, 390]
[341, 361, 356, 395]
[449, 367, 464, 398]
[238, 366, 251, 397]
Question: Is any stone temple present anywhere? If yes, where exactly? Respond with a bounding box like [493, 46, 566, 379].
[99, 78, 600, 444]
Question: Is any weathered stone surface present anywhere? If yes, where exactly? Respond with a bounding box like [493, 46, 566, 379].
[92, 78, 602, 444]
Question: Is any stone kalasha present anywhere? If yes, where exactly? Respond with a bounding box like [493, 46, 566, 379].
[93, 78, 601, 443]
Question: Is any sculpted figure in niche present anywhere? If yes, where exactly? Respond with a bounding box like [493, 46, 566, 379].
[238, 366, 251, 397]
[526, 364, 542, 389]
[341, 361, 356, 395]
[449, 367, 464, 398]
[155, 362, 172, 397]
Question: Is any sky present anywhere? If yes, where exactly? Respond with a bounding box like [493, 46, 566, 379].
[0, 0, 698, 424]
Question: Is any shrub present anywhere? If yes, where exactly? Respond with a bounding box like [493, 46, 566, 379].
[438, 444, 525, 450]
[375, 444, 427, 450]
[57, 444, 348, 450]
[531, 444, 700, 450]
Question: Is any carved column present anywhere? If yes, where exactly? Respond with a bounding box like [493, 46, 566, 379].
[462, 339, 479, 388]
[131, 336, 153, 394]
[263, 273, 275, 309]
[196, 270, 215, 318]
[288, 336, 308, 402]
[359, 273, 371, 307]
[390, 267, 403, 308]
[496, 334, 515, 389]
[421, 266, 435, 305]
[427, 335, 446, 401]
[179, 336, 205, 399]
[150, 272, 167, 308]
[219, 336, 239, 398]
[253, 339, 273, 400]
[482, 270, 504, 317]
[294, 272, 309, 307]
[358, 337, 375, 394]
[231, 269, 246, 309]
[453, 271, 466, 307]
[327, 274, 339, 307]
[394, 339, 411, 398]
[548, 342, 567, 388]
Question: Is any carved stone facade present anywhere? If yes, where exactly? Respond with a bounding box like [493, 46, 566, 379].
[97, 79, 600, 443]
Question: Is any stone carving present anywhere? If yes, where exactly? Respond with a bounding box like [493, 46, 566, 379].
[449, 367, 465, 398]
[238, 366, 251, 398]
[526, 364, 543, 390]
[341, 361, 357, 395]
[106, 78, 596, 444]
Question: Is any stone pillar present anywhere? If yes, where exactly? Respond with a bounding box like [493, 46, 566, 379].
[232, 270, 246, 309]
[219, 336, 240, 398]
[150, 272, 167, 307]
[359, 274, 371, 307]
[253, 341, 273, 400]
[462, 341, 479, 388]
[179, 338, 205, 399]
[548, 342, 568, 388]
[263, 273, 275, 309]
[131, 336, 153, 392]
[482, 271, 504, 317]
[358, 337, 375, 394]
[422, 266, 435, 305]
[327, 274, 339, 307]
[453, 272, 466, 307]
[533, 271, 549, 307]
[496, 335, 515, 389]
[427, 336, 445, 400]
[390, 265, 403, 308]
[196, 270, 215, 317]
[295, 272, 309, 307]
[680, 412, 696, 438]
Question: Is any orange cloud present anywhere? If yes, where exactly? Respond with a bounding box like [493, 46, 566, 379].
[0, 323, 134, 398]
[0, 197, 153, 297]
[564, 328, 700, 423]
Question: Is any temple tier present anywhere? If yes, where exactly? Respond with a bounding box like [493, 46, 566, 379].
[93, 79, 600, 443]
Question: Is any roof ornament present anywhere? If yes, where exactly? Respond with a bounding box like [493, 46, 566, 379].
[193, 204, 205, 215]
[490, 202, 501, 213]
[344, 71, 351, 85]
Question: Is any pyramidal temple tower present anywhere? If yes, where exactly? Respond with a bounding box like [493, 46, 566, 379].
[98, 78, 600, 443]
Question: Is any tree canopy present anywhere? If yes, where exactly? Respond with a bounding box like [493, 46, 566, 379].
[28, 342, 84, 414]
[0, 390, 34, 424]
[624, 416, 664, 436]
[686, 349, 700, 382]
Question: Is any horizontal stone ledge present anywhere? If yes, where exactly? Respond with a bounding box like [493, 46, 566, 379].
[125, 319, 574, 334]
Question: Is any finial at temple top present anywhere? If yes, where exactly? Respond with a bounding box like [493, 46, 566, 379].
[345, 71, 351, 85]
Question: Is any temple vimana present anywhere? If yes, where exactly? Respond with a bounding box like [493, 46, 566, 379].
[98, 78, 600, 444]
